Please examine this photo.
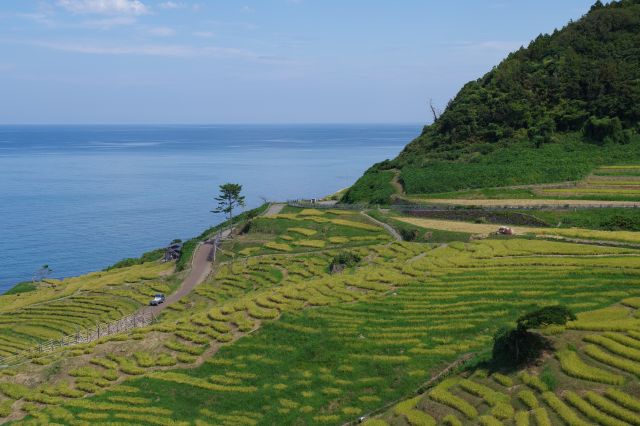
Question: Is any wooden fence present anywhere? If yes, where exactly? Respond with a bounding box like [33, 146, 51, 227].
[0, 310, 155, 368]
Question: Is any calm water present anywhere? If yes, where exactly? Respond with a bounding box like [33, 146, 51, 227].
[0, 124, 417, 291]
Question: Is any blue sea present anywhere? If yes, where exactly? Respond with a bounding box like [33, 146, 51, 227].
[0, 124, 418, 292]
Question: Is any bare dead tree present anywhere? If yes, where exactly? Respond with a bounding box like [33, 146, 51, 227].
[429, 98, 440, 122]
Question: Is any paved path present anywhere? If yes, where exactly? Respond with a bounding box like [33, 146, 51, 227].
[361, 211, 402, 241]
[147, 229, 232, 316]
[264, 203, 285, 217]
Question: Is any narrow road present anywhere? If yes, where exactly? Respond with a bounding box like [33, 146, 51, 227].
[148, 229, 232, 316]
[264, 203, 285, 217]
[361, 211, 402, 241]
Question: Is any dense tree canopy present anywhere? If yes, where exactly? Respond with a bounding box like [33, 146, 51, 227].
[400, 0, 640, 160]
[344, 1, 640, 203]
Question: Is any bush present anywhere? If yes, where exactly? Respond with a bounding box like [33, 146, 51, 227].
[583, 116, 631, 145]
[329, 251, 361, 273]
[399, 227, 420, 241]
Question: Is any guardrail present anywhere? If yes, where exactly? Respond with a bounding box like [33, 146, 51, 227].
[0, 310, 155, 368]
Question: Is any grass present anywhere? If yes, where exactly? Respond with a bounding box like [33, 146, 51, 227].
[3, 281, 37, 295]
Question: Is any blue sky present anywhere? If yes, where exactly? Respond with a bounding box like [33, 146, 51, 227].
[0, 0, 596, 124]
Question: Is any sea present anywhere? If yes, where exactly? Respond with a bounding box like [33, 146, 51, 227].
[0, 124, 418, 292]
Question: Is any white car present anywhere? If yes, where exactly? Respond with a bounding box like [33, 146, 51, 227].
[149, 294, 166, 306]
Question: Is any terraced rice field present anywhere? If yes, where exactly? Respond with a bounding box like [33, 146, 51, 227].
[538, 165, 640, 199]
[4, 232, 639, 424]
[367, 298, 640, 426]
[396, 217, 640, 245]
[408, 165, 640, 206]
[0, 262, 172, 360]
[2, 206, 640, 425]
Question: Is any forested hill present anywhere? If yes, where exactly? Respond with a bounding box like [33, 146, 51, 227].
[344, 0, 640, 204]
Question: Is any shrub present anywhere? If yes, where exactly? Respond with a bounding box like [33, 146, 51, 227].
[583, 116, 630, 145]
[540, 366, 557, 391]
[329, 251, 361, 273]
[399, 227, 420, 241]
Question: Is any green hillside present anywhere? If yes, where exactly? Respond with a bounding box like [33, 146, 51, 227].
[344, 0, 640, 204]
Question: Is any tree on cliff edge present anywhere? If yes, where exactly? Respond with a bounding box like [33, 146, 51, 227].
[212, 183, 245, 220]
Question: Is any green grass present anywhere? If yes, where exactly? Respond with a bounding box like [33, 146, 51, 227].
[526, 209, 640, 232]
[347, 136, 640, 204]
[342, 169, 397, 204]
[4, 281, 37, 295]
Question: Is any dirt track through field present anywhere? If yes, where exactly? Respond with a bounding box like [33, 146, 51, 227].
[361, 211, 402, 241]
[395, 217, 640, 246]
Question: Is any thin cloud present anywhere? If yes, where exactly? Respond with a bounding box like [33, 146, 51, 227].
[159, 1, 184, 9]
[148, 27, 176, 36]
[81, 16, 137, 29]
[26, 40, 293, 63]
[193, 31, 214, 38]
[57, 0, 148, 15]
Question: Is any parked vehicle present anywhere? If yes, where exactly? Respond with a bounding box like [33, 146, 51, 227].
[149, 294, 166, 306]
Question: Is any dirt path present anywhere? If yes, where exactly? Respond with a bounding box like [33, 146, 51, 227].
[264, 203, 285, 217]
[361, 211, 402, 241]
[396, 217, 640, 247]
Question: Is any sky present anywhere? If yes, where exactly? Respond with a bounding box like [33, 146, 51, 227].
[0, 0, 597, 124]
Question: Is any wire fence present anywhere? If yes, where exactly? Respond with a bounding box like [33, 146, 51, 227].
[0, 310, 155, 368]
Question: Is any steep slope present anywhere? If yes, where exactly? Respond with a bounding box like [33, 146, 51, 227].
[345, 0, 640, 203]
